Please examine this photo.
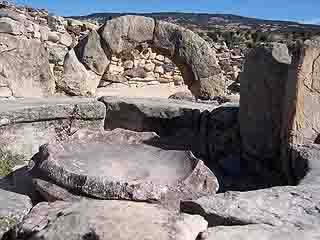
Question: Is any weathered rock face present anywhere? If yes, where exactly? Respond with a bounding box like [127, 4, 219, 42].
[57, 49, 100, 96]
[15, 200, 208, 240]
[74, 29, 109, 76]
[100, 97, 268, 192]
[203, 225, 320, 240]
[94, 15, 225, 99]
[99, 15, 155, 54]
[0, 188, 32, 239]
[32, 128, 218, 209]
[240, 40, 320, 184]
[240, 43, 292, 181]
[0, 98, 105, 161]
[283, 40, 320, 145]
[0, 34, 55, 97]
[181, 184, 320, 229]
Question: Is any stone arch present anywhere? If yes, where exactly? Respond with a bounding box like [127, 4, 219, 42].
[65, 15, 225, 99]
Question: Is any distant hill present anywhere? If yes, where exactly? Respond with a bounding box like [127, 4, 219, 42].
[69, 12, 320, 31]
[68, 12, 320, 49]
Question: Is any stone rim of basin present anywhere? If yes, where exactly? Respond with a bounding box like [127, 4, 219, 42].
[32, 129, 219, 203]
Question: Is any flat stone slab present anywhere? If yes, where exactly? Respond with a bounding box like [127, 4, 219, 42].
[204, 224, 320, 240]
[0, 97, 105, 126]
[0, 188, 32, 238]
[16, 200, 208, 240]
[0, 97, 105, 162]
[33, 129, 218, 207]
[99, 96, 238, 135]
[181, 184, 320, 229]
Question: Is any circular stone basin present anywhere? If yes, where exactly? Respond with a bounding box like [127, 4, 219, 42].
[57, 143, 194, 185]
[35, 129, 218, 203]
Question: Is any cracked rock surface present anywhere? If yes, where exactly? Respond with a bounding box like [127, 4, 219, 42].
[15, 200, 208, 240]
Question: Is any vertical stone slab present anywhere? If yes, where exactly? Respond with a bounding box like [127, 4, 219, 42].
[240, 43, 291, 179]
[281, 40, 320, 182]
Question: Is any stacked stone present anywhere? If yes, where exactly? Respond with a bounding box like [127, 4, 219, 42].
[212, 41, 244, 94]
[99, 47, 184, 89]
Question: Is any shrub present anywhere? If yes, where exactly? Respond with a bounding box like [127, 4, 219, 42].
[0, 149, 25, 177]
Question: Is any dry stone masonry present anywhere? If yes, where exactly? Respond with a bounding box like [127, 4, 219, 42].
[99, 48, 184, 89]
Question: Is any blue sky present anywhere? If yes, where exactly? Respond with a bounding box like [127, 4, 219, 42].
[14, 0, 320, 24]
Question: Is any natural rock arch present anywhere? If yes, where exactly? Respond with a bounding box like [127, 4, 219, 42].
[59, 15, 225, 99]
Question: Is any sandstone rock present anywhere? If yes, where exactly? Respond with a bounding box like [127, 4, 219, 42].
[155, 65, 164, 74]
[0, 97, 105, 160]
[0, 188, 32, 238]
[0, 86, 12, 97]
[47, 31, 60, 43]
[39, 26, 49, 41]
[149, 52, 157, 60]
[0, 34, 55, 97]
[59, 32, 72, 46]
[123, 60, 134, 69]
[156, 54, 165, 61]
[283, 40, 320, 145]
[0, 17, 24, 35]
[99, 15, 155, 54]
[289, 144, 320, 185]
[33, 128, 218, 208]
[33, 178, 82, 202]
[124, 67, 145, 78]
[169, 91, 195, 102]
[67, 18, 83, 27]
[75, 30, 109, 76]
[204, 225, 320, 240]
[108, 64, 124, 74]
[153, 21, 224, 99]
[58, 49, 100, 96]
[240, 43, 291, 179]
[17, 200, 208, 240]
[181, 184, 320, 229]
[45, 41, 68, 66]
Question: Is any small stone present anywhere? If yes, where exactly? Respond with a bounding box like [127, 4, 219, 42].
[144, 63, 155, 72]
[123, 60, 134, 69]
[155, 66, 164, 74]
[149, 52, 157, 60]
[111, 56, 119, 62]
[156, 54, 165, 61]
[164, 57, 172, 64]
[108, 64, 124, 74]
[59, 32, 73, 47]
[47, 31, 60, 43]
[138, 59, 146, 68]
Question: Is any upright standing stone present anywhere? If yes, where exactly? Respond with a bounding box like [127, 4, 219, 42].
[240, 43, 291, 180]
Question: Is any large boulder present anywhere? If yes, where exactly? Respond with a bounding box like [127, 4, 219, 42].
[203, 225, 319, 240]
[32, 128, 218, 209]
[153, 21, 224, 99]
[16, 200, 208, 240]
[240, 43, 291, 181]
[99, 15, 155, 54]
[181, 184, 320, 229]
[58, 49, 100, 96]
[74, 29, 109, 75]
[0, 17, 25, 35]
[240, 40, 320, 183]
[0, 34, 55, 97]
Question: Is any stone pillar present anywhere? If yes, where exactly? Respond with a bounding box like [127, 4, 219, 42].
[240, 43, 291, 181]
[240, 40, 320, 184]
[281, 40, 320, 182]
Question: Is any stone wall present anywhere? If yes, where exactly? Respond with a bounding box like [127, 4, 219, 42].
[99, 46, 184, 89]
